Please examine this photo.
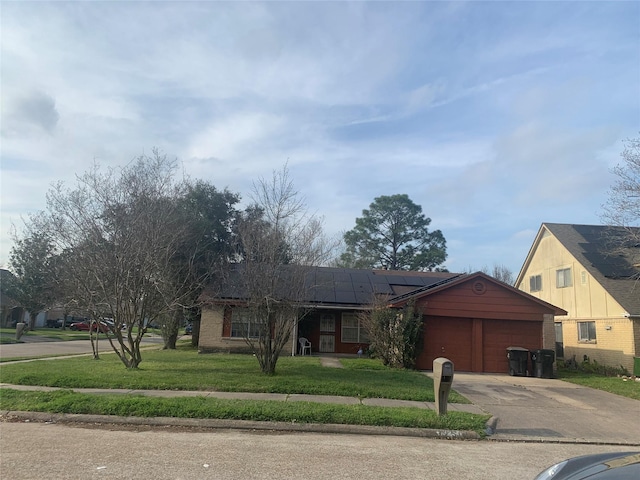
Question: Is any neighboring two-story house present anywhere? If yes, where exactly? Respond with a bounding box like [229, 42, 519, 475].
[516, 223, 640, 375]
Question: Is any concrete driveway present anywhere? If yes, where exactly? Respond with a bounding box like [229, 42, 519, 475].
[450, 373, 640, 445]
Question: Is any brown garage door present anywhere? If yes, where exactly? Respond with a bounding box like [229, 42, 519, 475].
[418, 317, 473, 371]
[483, 320, 542, 373]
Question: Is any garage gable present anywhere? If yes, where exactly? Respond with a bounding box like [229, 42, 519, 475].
[390, 272, 566, 321]
[394, 273, 566, 373]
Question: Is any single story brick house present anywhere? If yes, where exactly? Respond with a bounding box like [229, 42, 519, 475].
[198, 266, 566, 373]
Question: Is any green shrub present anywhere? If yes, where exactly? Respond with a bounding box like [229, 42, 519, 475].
[561, 356, 630, 377]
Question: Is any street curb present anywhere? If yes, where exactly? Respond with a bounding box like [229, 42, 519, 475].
[485, 416, 499, 436]
[482, 417, 640, 446]
[0, 410, 481, 440]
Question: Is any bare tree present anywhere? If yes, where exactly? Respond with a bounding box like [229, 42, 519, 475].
[488, 264, 514, 285]
[228, 166, 334, 374]
[603, 137, 640, 227]
[602, 137, 640, 277]
[36, 151, 213, 367]
[464, 264, 514, 285]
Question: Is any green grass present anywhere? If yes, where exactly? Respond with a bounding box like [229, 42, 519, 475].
[557, 369, 640, 400]
[0, 388, 489, 434]
[0, 327, 90, 343]
[0, 345, 467, 403]
[0, 346, 487, 433]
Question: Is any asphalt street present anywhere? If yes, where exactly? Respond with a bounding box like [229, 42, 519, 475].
[0, 334, 165, 360]
[0, 421, 636, 480]
[1, 338, 639, 446]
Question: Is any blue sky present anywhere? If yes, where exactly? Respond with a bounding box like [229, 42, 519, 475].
[1, 1, 639, 275]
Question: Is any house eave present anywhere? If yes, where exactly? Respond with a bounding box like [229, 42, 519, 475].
[515, 223, 549, 287]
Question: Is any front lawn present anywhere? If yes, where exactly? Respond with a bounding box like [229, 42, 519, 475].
[0, 389, 489, 433]
[0, 346, 490, 434]
[557, 369, 640, 400]
[0, 345, 467, 403]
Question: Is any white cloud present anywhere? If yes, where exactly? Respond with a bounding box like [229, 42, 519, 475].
[0, 1, 638, 274]
[187, 112, 286, 164]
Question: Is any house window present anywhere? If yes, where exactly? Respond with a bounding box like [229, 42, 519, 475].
[341, 312, 369, 343]
[578, 321, 596, 342]
[556, 268, 572, 288]
[230, 308, 261, 338]
[529, 275, 542, 292]
[320, 313, 335, 332]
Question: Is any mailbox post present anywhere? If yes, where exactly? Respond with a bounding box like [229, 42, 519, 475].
[15, 322, 27, 341]
[433, 357, 454, 416]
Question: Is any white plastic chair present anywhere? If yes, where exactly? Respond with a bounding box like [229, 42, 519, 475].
[299, 337, 311, 356]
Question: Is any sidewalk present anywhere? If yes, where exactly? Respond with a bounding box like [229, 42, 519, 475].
[0, 382, 485, 414]
[0, 382, 486, 441]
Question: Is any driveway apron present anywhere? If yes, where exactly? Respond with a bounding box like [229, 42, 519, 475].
[449, 373, 640, 444]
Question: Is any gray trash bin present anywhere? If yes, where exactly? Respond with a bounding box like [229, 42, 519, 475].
[506, 347, 529, 376]
[531, 349, 555, 378]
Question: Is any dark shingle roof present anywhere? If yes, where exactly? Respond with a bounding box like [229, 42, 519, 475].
[204, 265, 459, 308]
[543, 223, 640, 315]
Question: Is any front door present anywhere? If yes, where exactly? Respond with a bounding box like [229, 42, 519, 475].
[319, 313, 335, 353]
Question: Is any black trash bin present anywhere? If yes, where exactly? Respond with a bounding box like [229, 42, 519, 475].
[506, 347, 529, 376]
[531, 349, 555, 378]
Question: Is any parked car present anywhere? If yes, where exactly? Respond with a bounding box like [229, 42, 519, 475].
[69, 320, 110, 333]
[57, 318, 77, 328]
[534, 451, 640, 479]
[56, 317, 77, 328]
[52, 317, 86, 328]
[184, 323, 192, 335]
[102, 319, 115, 330]
[46, 319, 60, 328]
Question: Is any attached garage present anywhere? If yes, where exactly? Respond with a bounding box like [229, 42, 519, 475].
[422, 316, 473, 371]
[393, 273, 566, 373]
[482, 320, 541, 373]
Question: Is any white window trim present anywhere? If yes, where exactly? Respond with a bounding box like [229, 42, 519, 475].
[341, 312, 369, 344]
[556, 267, 572, 288]
[230, 308, 261, 338]
[529, 274, 542, 292]
[577, 321, 596, 343]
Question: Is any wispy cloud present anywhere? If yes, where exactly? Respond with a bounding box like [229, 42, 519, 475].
[1, 1, 638, 274]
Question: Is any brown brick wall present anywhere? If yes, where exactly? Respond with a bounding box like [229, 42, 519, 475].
[198, 306, 295, 355]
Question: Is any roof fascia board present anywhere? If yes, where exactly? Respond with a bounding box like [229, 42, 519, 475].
[515, 223, 549, 286]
